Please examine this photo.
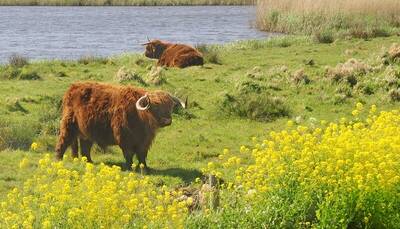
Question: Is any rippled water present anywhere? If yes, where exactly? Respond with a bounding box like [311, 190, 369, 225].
[0, 6, 269, 62]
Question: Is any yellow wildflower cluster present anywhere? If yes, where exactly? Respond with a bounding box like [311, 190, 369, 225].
[230, 104, 400, 193]
[204, 105, 400, 226]
[0, 155, 190, 229]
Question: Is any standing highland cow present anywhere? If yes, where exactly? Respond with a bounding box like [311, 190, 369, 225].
[55, 82, 186, 171]
[143, 39, 204, 68]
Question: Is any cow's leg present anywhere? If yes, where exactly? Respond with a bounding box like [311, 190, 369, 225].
[80, 138, 93, 163]
[135, 146, 149, 173]
[71, 138, 79, 158]
[122, 148, 134, 170]
[55, 112, 77, 160]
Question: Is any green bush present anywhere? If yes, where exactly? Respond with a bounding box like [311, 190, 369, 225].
[18, 68, 41, 80]
[0, 118, 39, 150]
[313, 30, 335, 44]
[220, 81, 290, 121]
[195, 44, 222, 65]
[0, 67, 21, 79]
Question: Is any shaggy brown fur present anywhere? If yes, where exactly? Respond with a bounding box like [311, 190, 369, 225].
[55, 82, 183, 170]
[144, 40, 204, 68]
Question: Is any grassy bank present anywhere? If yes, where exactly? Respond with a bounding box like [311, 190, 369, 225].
[0, 36, 400, 227]
[0, 0, 254, 6]
[256, 0, 400, 40]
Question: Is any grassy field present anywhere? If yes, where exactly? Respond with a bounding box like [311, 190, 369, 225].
[1, 35, 400, 227]
[256, 0, 400, 41]
[0, 0, 254, 6]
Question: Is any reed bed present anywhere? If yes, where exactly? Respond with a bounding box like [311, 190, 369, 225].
[0, 0, 255, 5]
[256, 0, 400, 39]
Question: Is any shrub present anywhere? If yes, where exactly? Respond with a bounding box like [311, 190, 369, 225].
[18, 68, 41, 80]
[389, 88, 400, 101]
[115, 66, 147, 85]
[5, 99, 29, 113]
[38, 95, 63, 136]
[354, 81, 375, 95]
[8, 54, 29, 68]
[246, 66, 264, 80]
[325, 58, 371, 86]
[0, 67, 21, 79]
[0, 118, 39, 150]
[383, 66, 400, 87]
[313, 30, 335, 44]
[145, 66, 167, 85]
[55, 71, 67, 77]
[220, 81, 290, 121]
[382, 43, 400, 64]
[291, 69, 310, 85]
[195, 44, 222, 65]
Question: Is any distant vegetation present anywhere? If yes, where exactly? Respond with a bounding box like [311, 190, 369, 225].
[0, 0, 255, 6]
[257, 0, 400, 40]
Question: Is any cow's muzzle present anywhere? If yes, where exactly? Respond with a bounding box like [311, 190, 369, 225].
[160, 118, 172, 127]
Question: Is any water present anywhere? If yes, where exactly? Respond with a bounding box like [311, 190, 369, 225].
[0, 6, 268, 62]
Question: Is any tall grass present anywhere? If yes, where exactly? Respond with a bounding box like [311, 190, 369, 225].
[256, 0, 400, 39]
[0, 0, 255, 6]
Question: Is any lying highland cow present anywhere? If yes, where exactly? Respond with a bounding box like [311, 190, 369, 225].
[143, 39, 204, 68]
[55, 82, 186, 171]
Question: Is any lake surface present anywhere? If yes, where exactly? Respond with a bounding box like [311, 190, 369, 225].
[0, 6, 269, 63]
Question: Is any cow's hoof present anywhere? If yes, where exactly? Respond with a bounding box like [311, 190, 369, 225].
[135, 165, 150, 175]
[55, 154, 63, 161]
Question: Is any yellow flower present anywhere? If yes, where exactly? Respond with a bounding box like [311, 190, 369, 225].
[370, 104, 377, 114]
[30, 142, 38, 151]
[356, 102, 363, 110]
[19, 157, 29, 169]
[42, 220, 51, 229]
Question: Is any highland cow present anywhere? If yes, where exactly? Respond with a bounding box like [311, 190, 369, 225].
[55, 82, 186, 171]
[143, 39, 204, 68]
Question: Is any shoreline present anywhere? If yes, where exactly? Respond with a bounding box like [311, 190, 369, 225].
[0, 36, 281, 65]
[0, 1, 255, 6]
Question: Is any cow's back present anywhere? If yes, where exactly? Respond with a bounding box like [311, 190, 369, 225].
[159, 44, 203, 68]
[62, 82, 120, 145]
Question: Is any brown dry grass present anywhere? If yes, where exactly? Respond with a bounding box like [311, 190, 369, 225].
[256, 0, 400, 38]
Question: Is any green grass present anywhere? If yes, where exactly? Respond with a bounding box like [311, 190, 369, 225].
[0, 0, 254, 6]
[1, 35, 400, 201]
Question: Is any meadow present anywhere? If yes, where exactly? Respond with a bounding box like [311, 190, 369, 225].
[0, 0, 254, 6]
[0, 35, 400, 227]
[256, 0, 400, 41]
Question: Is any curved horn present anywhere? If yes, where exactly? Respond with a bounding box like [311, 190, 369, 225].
[171, 95, 186, 109]
[136, 94, 150, 111]
[141, 36, 151, 46]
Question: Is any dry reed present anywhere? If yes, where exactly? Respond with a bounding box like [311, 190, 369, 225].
[256, 0, 400, 38]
